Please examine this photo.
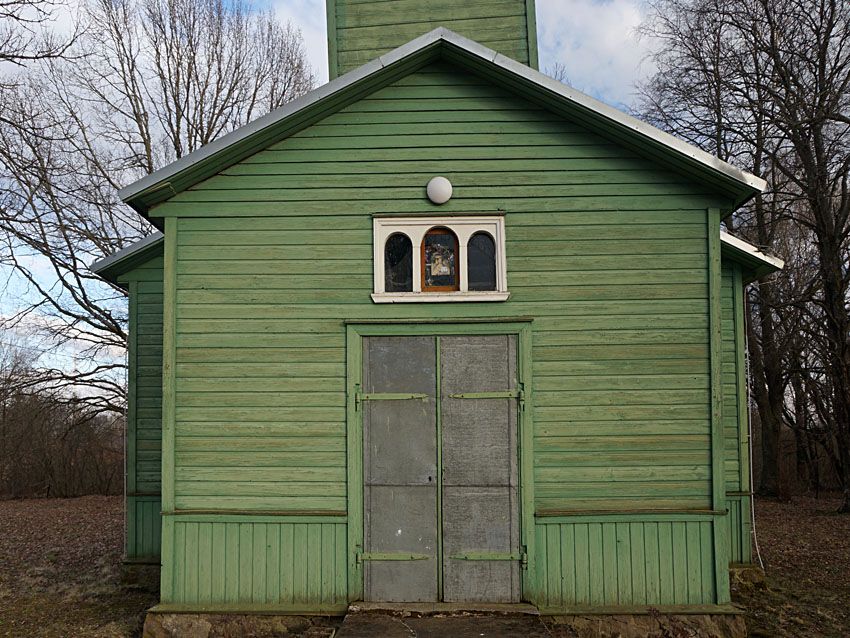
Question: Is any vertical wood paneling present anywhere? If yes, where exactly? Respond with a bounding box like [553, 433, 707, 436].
[535, 519, 718, 609]
[726, 496, 752, 565]
[162, 518, 348, 609]
[127, 496, 162, 559]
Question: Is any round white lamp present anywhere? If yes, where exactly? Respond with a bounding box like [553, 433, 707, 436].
[426, 176, 453, 205]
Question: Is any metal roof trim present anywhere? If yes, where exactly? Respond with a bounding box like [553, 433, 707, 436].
[90, 232, 164, 278]
[720, 230, 784, 280]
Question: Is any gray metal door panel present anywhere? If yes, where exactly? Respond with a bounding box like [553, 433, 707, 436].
[439, 335, 520, 603]
[363, 337, 438, 602]
[442, 487, 521, 602]
[363, 485, 438, 602]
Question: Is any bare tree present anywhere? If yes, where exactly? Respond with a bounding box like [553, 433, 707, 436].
[0, 0, 314, 416]
[545, 62, 571, 85]
[638, 0, 850, 510]
[0, 0, 77, 66]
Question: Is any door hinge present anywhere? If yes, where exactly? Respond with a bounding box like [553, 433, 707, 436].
[448, 550, 528, 568]
[356, 551, 430, 564]
[448, 384, 526, 412]
[354, 389, 428, 411]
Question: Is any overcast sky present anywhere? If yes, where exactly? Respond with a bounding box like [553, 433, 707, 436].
[272, 0, 656, 109]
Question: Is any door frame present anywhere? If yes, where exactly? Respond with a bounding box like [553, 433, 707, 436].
[345, 320, 535, 602]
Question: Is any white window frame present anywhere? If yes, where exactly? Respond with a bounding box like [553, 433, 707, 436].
[372, 216, 509, 303]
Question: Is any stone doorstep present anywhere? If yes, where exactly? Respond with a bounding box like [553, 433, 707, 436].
[348, 602, 540, 616]
[338, 611, 748, 638]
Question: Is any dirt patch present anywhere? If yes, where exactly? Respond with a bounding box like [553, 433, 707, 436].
[734, 495, 850, 637]
[0, 495, 156, 638]
[1, 495, 848, 637]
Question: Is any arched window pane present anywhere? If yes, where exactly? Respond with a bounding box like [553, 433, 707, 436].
[422, 227, 459, 291]
[384, 233, 412, 292]
[468, 232, 497, 291]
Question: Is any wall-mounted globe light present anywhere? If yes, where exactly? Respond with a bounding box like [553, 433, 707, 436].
[426, 176, 453, 205]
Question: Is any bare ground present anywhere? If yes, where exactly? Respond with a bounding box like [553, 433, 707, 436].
[732, 495, 850, 637]
[0, 496, 156, 638]
[0, 495, 848, 637]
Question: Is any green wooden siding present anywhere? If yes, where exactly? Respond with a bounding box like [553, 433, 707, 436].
[328, 0, 538, 78]
[160, 516, 347, 610]
[150, 63, 736, 610]
[121, 255, 164, 561]
[535, 518, 717, 609]
[128, 496, 163, 559]
[721, 261, 752, 564]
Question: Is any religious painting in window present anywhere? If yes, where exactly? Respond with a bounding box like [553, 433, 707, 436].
[467, 232, 497, 291]
[421, 227, 459, 291]
[384, 233, 413, 292]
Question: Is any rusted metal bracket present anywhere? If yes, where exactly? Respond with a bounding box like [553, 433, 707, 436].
[356, 552, 430, 564]
[449, 550, 528, 569]
[448, 385, 525, 411]
[354, 391, 429, 411]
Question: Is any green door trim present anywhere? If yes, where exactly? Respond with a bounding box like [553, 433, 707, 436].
[345, 321, 536, 603]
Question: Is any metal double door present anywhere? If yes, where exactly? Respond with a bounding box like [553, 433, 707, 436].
[360, 335, 521, 603]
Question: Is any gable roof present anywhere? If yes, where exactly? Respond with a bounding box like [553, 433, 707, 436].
[720, 231, 784, 283]
[90, 232, 164, 285]
[120, 28, 766, 218]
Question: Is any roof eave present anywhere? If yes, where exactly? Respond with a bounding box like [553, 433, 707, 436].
[720, 230, 784, 283]
[90, 232, 165, 284]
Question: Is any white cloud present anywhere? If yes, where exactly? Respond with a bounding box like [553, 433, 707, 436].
[536, 0, 656, 108]
[271, 0, 329, 85]
[272, 0, 654, 107]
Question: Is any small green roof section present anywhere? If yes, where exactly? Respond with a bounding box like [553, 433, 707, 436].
[720, 231, 784, 283]
[90, 232, 164, 285]
[119, 28, 766, 216]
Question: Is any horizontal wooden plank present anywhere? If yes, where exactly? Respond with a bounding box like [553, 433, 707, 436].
[175, 451, 344, 467]
[174, 496, 347, 510]
[535, 466, 710, 483]
[175, 406, 345, 421]
[535, 421, 710, 437]
[536, 435, 709, 452]
[535, 451, 710, 467]
[176, 467, 345, 482]
[176, 422, 343, 437]
[175, 436, 345, 452]
[176, 482, 345, 497]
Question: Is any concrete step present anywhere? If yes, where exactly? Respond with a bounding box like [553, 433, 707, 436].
[335, 611, 551, 638]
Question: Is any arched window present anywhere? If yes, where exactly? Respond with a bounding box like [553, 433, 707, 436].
[421, 227, 459, 292]
[384, 233, 412, 292]
[467, 232, 497, 291]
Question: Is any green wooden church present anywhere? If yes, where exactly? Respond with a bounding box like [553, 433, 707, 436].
[92, 0, 783, 618]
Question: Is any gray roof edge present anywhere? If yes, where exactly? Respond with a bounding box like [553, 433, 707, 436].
[90, 232, 164, 276]
[119, 27, 766, 206]
[485, 45, 767, 194]
[720, 230, 784, 271]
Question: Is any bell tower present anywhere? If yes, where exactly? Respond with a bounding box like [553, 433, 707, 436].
[326, 0, 538, 78]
